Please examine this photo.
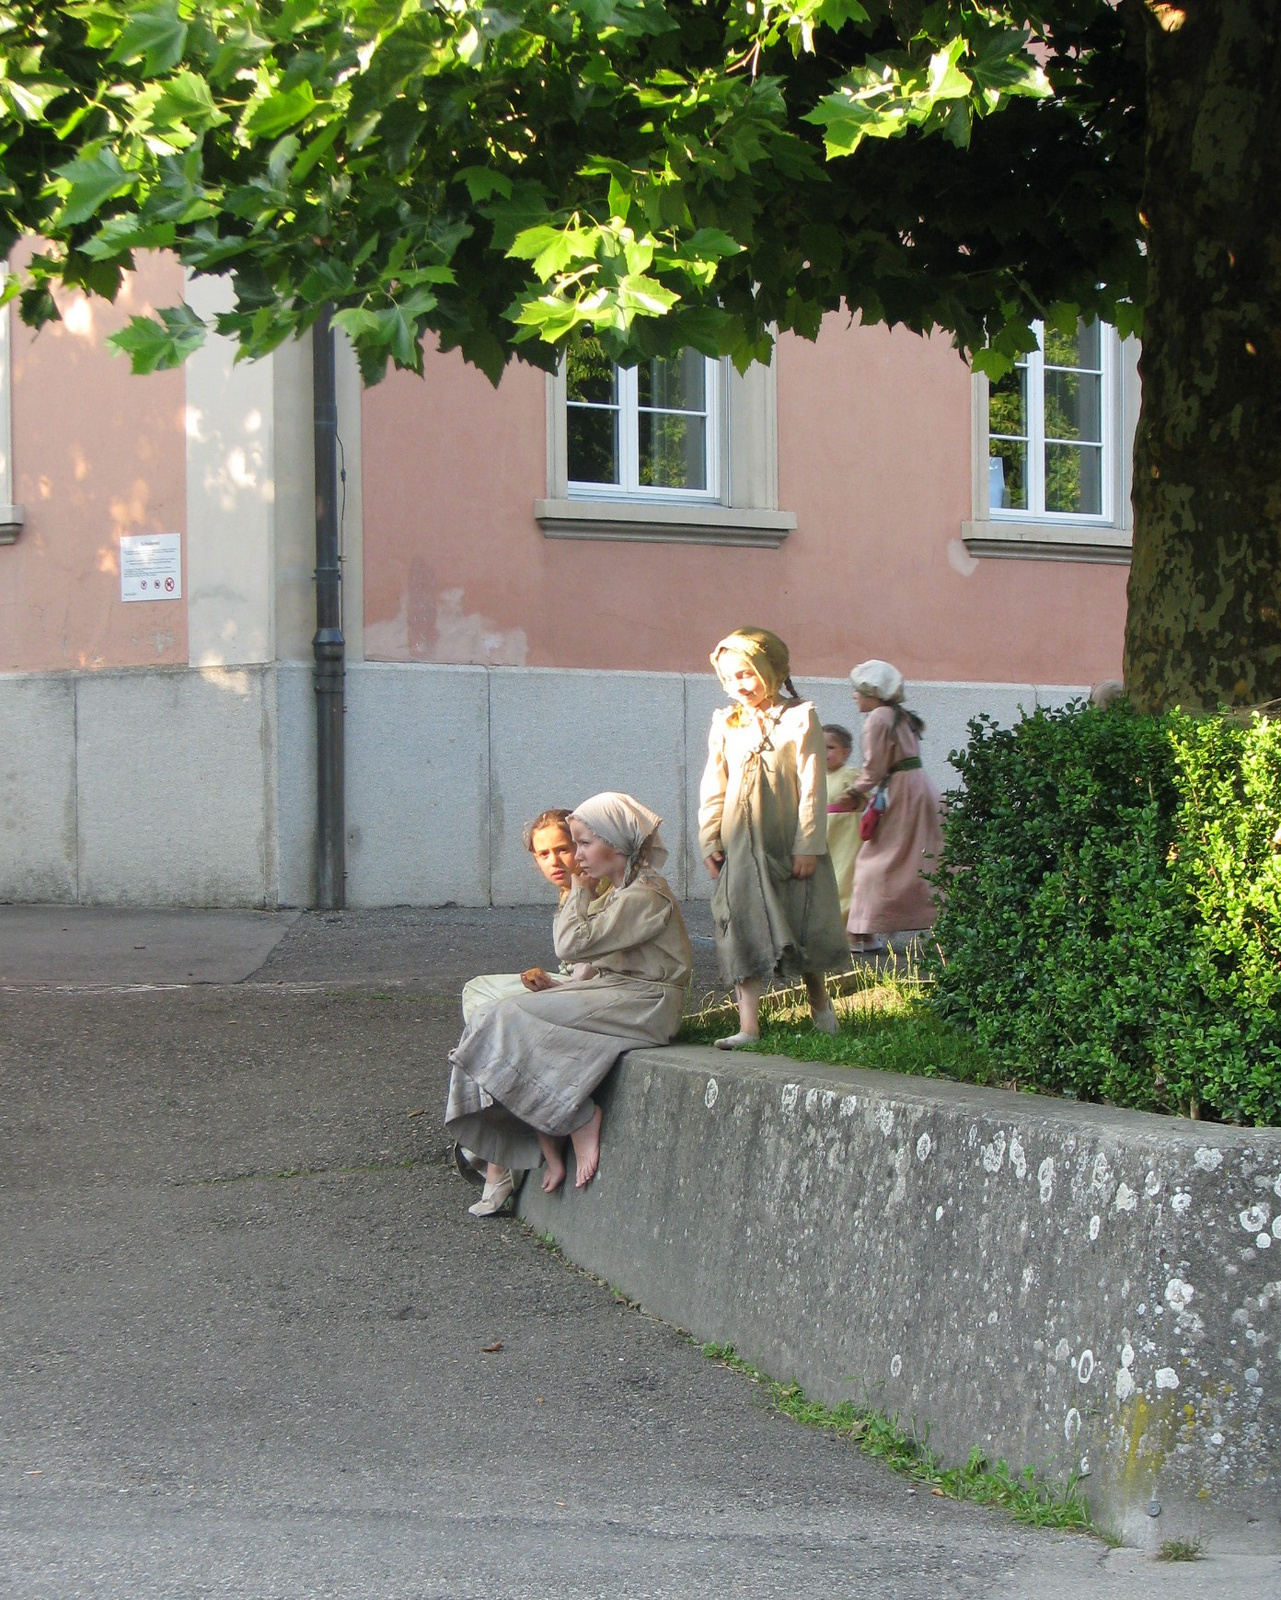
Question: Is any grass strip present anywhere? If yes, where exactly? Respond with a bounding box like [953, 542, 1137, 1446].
[679, 968, 1007, 1091]
[701, 1342, 1098, 1535]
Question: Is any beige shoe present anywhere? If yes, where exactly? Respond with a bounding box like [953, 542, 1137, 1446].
[467, 1170, 515, 1217]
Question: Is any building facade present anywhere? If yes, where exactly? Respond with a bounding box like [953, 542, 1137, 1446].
[0, 260, 1135, 907]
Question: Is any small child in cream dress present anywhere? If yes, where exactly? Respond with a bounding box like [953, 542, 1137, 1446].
[822, 723, 862, 922]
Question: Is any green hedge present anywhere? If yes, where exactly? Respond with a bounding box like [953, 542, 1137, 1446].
[926, 703, 1281, 1125]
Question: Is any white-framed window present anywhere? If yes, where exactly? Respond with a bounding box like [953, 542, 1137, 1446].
[964, 319, 1138, 563]
[566, 341, 721, 502]
[537, 335, 795, 547]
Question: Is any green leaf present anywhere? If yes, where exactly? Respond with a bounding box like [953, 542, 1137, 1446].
[244, 81, 318, 141]
[108, 303, 207, 373]
[52, 147, 138, 227]
[0, 76, 69, 124]
[148, 71, 225, 136]
[109, 3, 188, 75]
[457, 166, 514, 203]
[81, 214, 178, 260]
[291, 120, 343, 183]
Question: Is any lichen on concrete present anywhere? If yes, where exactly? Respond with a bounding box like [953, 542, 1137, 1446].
[519, 1046, 1281, 1551]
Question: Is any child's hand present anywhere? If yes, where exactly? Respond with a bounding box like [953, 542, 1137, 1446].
[570, 962, 598, 981]
[521, 967, 556, 992]
[791, 854, 818, 879]
[704, 853, 724, 880]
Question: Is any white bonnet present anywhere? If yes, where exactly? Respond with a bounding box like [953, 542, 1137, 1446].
[850, 659, 905, 704]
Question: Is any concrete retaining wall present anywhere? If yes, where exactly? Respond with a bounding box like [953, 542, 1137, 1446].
[519, 1047, 1281, 1551]
[0, 663, 1085, 907]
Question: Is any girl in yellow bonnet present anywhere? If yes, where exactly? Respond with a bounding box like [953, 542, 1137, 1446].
[698, 627, 850, 1047]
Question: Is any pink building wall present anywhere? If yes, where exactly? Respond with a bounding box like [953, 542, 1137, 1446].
[1, 275, 1127, 686]
[361, 317, 1127, 684]
[2, 254, 187, 674]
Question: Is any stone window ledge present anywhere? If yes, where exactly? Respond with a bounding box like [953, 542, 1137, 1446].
[536, 498, 795, 548]
[962, 518, 1131, 565]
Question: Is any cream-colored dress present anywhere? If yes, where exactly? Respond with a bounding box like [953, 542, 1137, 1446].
[445, 872, 691, 1171]
[825, 763, 863, 919]
[459, 882, 614, 1021]
[698, 700, 850, 986]
[847, 707, 944, 935]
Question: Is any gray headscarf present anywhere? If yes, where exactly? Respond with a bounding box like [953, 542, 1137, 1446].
[569, 792, 668, 882]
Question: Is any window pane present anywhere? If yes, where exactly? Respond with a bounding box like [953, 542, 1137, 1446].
[1044, 319, 1101, 372]
[1045, 368, 1101, 446]
[1045, 442, 1102, 515]
[639, 412, 706, 490]
[567, 337, 617, 405]
[988, 364, 1027, 442]
[990, 439, 1027, 511]
[568, 406, 620, 485]
[637, 350, 705, 412]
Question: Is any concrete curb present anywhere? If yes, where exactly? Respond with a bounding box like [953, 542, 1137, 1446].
[519, 1045, 1281, 1552]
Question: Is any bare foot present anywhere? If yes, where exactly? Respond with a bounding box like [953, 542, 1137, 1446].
[570, 1104, 603, 1188]
[539, 1135, 566, 1193]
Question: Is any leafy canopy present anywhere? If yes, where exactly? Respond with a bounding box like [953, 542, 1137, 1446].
[0, 0, 1143, 383]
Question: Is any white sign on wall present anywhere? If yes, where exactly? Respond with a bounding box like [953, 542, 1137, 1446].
[120, 533, 182, 602]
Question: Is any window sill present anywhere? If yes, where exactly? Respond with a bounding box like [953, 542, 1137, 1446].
[962, 518, 1131, 565]
[0, 504, 23, 545]
[536, 498, 795, 548]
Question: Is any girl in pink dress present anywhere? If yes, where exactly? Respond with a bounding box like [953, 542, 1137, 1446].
[846, 660, 944, 952]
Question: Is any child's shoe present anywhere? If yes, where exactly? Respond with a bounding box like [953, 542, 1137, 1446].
[468, 1170, 515, 1217]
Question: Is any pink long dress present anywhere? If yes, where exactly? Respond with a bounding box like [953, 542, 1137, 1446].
[846, 706, 944, 936]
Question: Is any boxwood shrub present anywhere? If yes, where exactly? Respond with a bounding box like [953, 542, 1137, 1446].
[926, 703, 1281, 1125]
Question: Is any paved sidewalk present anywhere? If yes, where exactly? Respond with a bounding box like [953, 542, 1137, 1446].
[0, 904, 301, 986]
[1, 904, 1275, 1598]
[0, 902, 725, 995]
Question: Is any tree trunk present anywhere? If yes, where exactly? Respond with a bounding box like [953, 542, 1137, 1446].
[1126, 0, 1281, 713]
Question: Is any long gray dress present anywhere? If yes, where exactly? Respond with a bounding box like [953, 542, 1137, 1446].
[445, 871, 691, 1171]
[698, 700, 850, 986]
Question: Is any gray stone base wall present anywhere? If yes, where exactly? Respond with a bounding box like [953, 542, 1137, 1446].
[0, 663, 1085, 908]
[519, 1047, 1281, 1552]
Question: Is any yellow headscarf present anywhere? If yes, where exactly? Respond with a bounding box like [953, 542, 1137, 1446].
[710, 627, 793, 698]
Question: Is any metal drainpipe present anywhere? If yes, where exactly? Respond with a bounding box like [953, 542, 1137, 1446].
[312, 307, 346, 909]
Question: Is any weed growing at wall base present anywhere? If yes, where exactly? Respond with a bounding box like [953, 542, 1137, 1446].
[1157, 1537, 1205, 1562]
[700, 1343, 1096, 1534]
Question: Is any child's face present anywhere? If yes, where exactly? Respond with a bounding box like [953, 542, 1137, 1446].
[717, 651, 770, 710]
[569, 820, 628, 886]
[529, 826, 577, 891]
[824, 732, 852, 771]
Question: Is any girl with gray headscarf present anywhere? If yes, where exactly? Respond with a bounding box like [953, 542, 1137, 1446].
[446, 792, 691, 1206]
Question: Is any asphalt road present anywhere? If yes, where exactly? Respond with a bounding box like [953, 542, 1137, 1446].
[0, 908, 1270, 1598]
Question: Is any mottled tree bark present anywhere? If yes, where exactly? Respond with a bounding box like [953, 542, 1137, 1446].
[1126, 0, 1281, 711]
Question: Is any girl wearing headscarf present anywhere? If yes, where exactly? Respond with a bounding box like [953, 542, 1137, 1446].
[445, 793, 691, 1208]
[846, 660, 945, 951]
[698, 627, 849, 1048]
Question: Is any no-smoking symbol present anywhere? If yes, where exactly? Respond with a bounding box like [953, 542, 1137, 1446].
[164, 576, 175, 593]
